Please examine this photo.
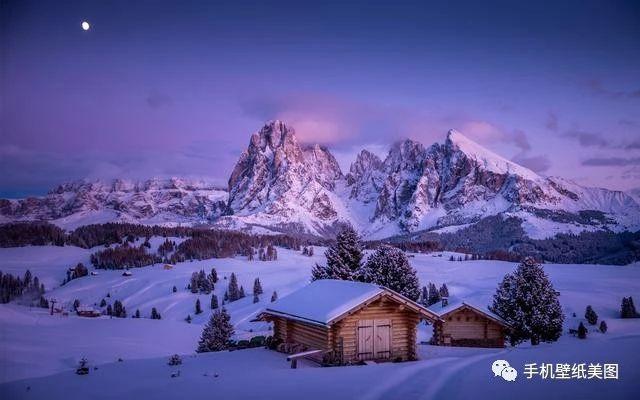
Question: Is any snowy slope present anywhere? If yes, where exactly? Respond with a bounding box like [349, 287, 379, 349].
[0, 246, 639, 399]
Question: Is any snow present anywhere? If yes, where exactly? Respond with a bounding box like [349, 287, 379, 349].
[264, 280, 384, 325]
[1, 247, 639, 398]
[428, 301, 509, 326]
[447, 129, 542, 182]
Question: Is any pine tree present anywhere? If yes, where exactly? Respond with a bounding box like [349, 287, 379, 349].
[195, 298, 202, 314]
[599, 320, 608, 333]
[113, 300, 126, 318]
[271, 291, 278, 302]
[621, 297, 639, 318]
[427, 282, 440, 306]
[577, 322, 587, 339]
[359, 245, 420, 301]
[253, 278, 263, 295]
[253, 293, 259, 304]
[185, 314, 192, 323]
[100, 298, 107, 307]
[439, 284, 449, 298]
[228, 273, 240, 301]
[196, 308, 234, 352]
[209, 268, 218, 284]
[420, 286, 428, 306]
[190, 272, 199, 294]
[135, 309, 140, 318]
[311, 226, 363, 281]
[239, 286, 245, 298]
[151, 307, 161, 320]
[210, 294, 219, 310]
[585, 305, 598, 325]
[172, 285, 177, 293]
[73, 299, 80, 311]
[106, 304, 113, 316]
[490, 257, 564, 345]
[39, 295, 49, 308]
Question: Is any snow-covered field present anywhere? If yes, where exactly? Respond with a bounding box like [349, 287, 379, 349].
[1, 244, 639, 399]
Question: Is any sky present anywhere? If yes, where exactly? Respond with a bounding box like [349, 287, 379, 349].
[1, 0, 639, 198]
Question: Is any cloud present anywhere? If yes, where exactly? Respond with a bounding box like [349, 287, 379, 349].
[587, 79, 640, 100]
[545, 111, 559, 131]
[458, 121, 531, 152]
[564, 129, 608, 148]
[0, 144, 230, 198]
[582, 157, 640, 167]
[512, 153, 551, 173]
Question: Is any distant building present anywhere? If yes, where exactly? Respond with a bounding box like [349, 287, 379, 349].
[429, 302, 510, 348]
[122, 270, 132, 277]
[76, 306, 101, 318]
[254, 279, 439, 364]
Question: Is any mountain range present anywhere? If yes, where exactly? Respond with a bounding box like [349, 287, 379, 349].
[2, 120, 639, 240]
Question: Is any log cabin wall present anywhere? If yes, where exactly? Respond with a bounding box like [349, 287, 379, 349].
[331, 299, 420, 363]
[434, 308, 505, 348]
[271, 316, 331, 352]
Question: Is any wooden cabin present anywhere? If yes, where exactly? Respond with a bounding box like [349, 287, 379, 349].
[430, 302, 509, 348]
[254, 279, 439, 364]
[76, 306, 101, 318]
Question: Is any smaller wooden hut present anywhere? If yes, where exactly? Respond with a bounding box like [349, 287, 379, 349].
[430, 302, 509, 348]
[254, 280, 439, 364]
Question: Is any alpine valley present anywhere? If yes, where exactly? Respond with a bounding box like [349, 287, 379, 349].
[2, 120, 639, 244]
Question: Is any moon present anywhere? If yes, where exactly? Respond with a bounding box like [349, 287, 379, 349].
[81, 21, 90, 31]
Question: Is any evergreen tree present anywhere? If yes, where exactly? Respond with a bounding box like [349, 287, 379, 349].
[190, 272, 199, 294]
[135, 309, 140, 318]
[172, 285, 177, 293]
[185, 314, 192, 323]
[490, 257, 564, 345]
[228, 273, 240, 301]
[311, 226, 363, 281]
[439, 283, 449, 298]
[621, 297, 639, 318]
[196, 308, 234, 352]
[577, 322, 587, 339]
[420, 286, 428, 306]
[39, 295, 49, 308]
[253, 293, 259, 304]
[210, 294, 219, 310]
[239, 286, 245, 298]
[151, 307, 161, 320]
[253, 278, 263, 295]
[427, 282, 440, 306]
[73, 299, 80, 311]
[271, 291, 278, 302]
[599, 320, 608, 333]
[195, 298, 202, 314]
[209, 268, 218, 284]
[585, 305, 598, 325]
[113, 300, 126, 318]
[100, 298, 107, 307]
[359, 245, 420, 301]
[106, 304, 113, 316]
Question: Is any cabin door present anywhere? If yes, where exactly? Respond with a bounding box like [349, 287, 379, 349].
[357, 319, 391, 361]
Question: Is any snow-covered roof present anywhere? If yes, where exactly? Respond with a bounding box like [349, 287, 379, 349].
[259, 279, 437, 326]
[428, 300, 510, 327]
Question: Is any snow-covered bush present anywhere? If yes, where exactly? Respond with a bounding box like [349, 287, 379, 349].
[168, 354, 182, 366]
[585, 305, 598, 325]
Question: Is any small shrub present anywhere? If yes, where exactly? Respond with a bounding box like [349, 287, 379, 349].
[168, 354, 182, 366]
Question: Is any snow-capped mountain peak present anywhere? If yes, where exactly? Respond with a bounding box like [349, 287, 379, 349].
[2, 121, 639, 239]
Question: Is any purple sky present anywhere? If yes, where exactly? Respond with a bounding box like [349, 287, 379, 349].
[1, 0, 639, 197]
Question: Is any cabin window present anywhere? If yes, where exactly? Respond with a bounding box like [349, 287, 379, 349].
[457, 316, 461, 321]
[448, 317, 452, 321]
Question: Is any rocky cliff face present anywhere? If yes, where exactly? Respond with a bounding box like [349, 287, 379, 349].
[2, 121, 639, 238]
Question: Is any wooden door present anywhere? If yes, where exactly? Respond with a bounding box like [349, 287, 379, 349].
[374, 319, 391, 359]
[357, 320, 374, 360]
